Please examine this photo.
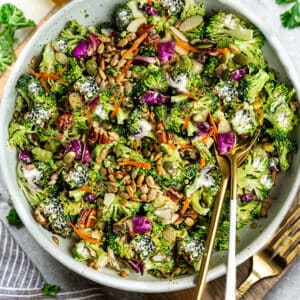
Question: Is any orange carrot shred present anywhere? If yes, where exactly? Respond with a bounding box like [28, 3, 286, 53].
[198, 157, 206, 170]
[122, 28, 152, 59]
[217, 48, 230, 55]
[208, 113, 218, 135]
[111, 99, 123, 118]
[175, 40, 200, 53]
[181, 113, 193, 131]
[119, 159, 151, 169]
[181, 196, 192, 214]
[147, 0, 153, 5]
[78, 186, 93, 193]
[67, 222, 101, 245]
[180, 92, 198, 100]
[179, 143, 194, 150]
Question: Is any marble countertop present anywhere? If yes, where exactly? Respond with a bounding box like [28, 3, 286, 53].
[0, 0, 299, 299]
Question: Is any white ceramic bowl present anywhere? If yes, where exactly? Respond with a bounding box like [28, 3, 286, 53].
[0, 0, 299, 293]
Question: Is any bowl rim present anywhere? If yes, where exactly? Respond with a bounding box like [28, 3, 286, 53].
[0, 0, 300, 293]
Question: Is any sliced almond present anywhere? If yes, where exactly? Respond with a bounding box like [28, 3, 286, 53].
[191, 59, 204, 74]
[175, 45, 189, 56]
[127, 17, 147, 33]
[179, 15, 203, 32]
[170, 26, 188, 42]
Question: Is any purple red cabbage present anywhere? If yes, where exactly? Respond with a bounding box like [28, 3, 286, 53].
[144, 5, 158, 16]
[18, 149, 32, 163]
[72, 39, 89, 59]
[132, 216, 152, 233]
[128, 259, 145, 275]
[133, 55, 157, 65]
[84, 194, 97, 202]
[65, 140, 82, 160]
[82, 143, 91, 163]
[195, 122, 212, 136]
[157, 41, 175, 63]
[231, 67, 249, 81]
[240, 194, 255, 202]
[216, 132, 236, 154]
[87, 33, 100, 56]
[140, 91, 170, 105]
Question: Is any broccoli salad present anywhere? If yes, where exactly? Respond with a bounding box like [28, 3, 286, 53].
[8, 0, 298, 278]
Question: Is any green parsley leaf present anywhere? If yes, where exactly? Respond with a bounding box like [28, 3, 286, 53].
[276, 0, 297, 4]
[0, 3, 35, 73]
[280, 2, 300, 28]
[41, 283, 61, 297]
[6, 208, 23, 228]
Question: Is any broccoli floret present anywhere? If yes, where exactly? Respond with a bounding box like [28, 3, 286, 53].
[60, 20, 87, 53]
[131, 234, 156, 258]
[143, 65, 169, 93]
[193, 140, 215, 165]
[180, 0, 205, 20]
[273, 136, 297, 172]
[113, 3, 133, 31]
[61, 57, 83, 83]
[214, 220, 229, 250]
[185, 166, 219, 197]
[74, 76, 100, 102]
[8, 120, 32, 148]
[64, 163, 89, 189]
[214, 80, 238, 105]
[101, 197, 141, 221]
[239, 69, 269, 103]
[165, 104, 191, 134]
[177, 235, 205, 271]
[31, 147, 53, 162]
[39, 43, 56, 74]
[234, 28, 266, 69]
[73, 109, 89, 131]
[184, 21, 205, 40]
[202, 56, 219, 79]
[38, 198, 72, 237]
[152, 105, 169, 123]
[72, 240, 92, 261]
[113, 143, 145, 161]
[161, 0, 184, 15]
[139, 45, 156, 56]
[148, 15, 177, 32]
[237, 201, 262, 229]
[237, 147, 273, 200]
[107, 233, 135, 259]
[33, 162, 53, 188]
[127, 0, 145, 18]
[206, 11, 253, 41]
[193, 91, 219, 112]
[16, 74, 44, 103]
[230, 102, 258, 136]
[171, 56, 193, 79]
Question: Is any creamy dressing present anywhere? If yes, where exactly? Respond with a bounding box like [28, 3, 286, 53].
[133, 120, 152, 139]
[260, 174, 273, 189]
[194, 166, 215, 188]
[167, 73, 188, 93]
[95, 104, 108, 120]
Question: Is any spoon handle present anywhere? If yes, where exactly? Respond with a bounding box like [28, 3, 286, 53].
[225, 198, 237, 300]
[193, 176, 229, 300]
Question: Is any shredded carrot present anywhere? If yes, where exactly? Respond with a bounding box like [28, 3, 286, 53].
[175, 40, 200, 53]
[181, 196, 192, 214]
[217, 48, 230, 55]
[181, 113, 193, 131]
[67, 222, 101, 245]
[198, 157, 206, 170]
[119, 159, 151, 169]
[113, 171, 127, 177]
[78, 186, 93, 193]
[208, 113, 218, 135]
[179, 143, 194, 150]
[168, 144, 177, 150]
[180, 92, 198, 100]
[122, 27, 153, 59]
[147, 0, 153, 5]
[111, 99, 123, 118]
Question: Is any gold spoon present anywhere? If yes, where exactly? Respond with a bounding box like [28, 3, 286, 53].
[223, 130, 260, 300]
[193, 146, 230, 300]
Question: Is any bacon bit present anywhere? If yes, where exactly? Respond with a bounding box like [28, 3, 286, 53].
[198, 157, 206, 170]
[119, 159, 151, 169]
[67, 222, 101, 245]
[181, 197, 192, 214]
[181, 113, 193, 131]
[217, 48, 230, 55]
[29, 66, 66, 92]
[122, 26, 154, 59]
[111, 99, 123, 118]
[78, 186, 93, 193]
[175, 39, 200, 53]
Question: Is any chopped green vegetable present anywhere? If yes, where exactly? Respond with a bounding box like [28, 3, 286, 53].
[41, 283, 61, 297]
[6, 208, 23, 228]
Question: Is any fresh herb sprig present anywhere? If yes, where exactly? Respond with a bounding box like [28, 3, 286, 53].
[0, 3, 35, 73]
[6, 208, 23, 228]
[41, 283, 61, 297]
[275, 0, 300, 29]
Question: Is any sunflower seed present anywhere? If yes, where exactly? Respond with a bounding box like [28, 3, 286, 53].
[111, 54, 120, 67]
[136, 174, 145, 186]
[147, 189, 156, 201]
[145, 175, 155, 188]
[98, 35, 111, 43]
[97, 43, 105, 54]
[126, 185, 134, 197]
[108, 174, 116, 182]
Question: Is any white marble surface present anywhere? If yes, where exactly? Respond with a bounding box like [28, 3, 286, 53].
[0, 0, 299, 299]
